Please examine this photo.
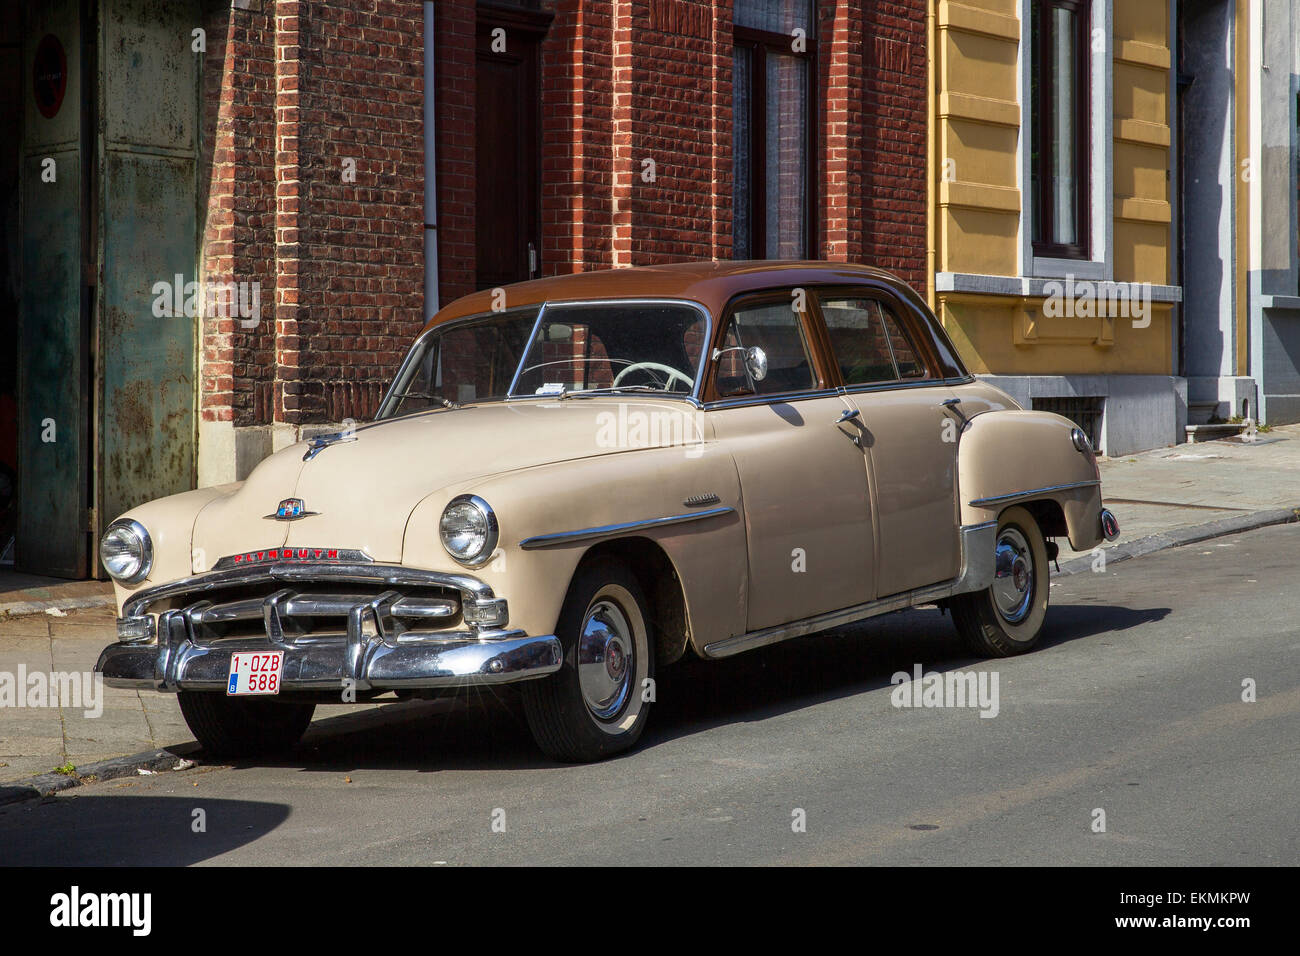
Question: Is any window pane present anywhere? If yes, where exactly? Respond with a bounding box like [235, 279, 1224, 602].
[879, 306, 925, 379]
[765, 53, 807, 258]
[1050, 6, 1078, 246]
[734, 0, 813, 34]
[733, 46, 753, 259]
[821, 299, 897, 384]
[1031, 0, 1088, 252]
[514, 304, 703, 396]
[386, 308, 538, 416]
[717, 301, 816, 396]
[821, 298, 927, 384]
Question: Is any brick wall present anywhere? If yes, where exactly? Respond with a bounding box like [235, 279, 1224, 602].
[199, 0, 927, 441]
[199, 0, 425, 437]
[199, 3, 278, 430]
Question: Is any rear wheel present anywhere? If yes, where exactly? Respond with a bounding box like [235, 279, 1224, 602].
[520, 559, 654, 762]
[950, 505, 1050, 657]
[178, 691, 315, 757]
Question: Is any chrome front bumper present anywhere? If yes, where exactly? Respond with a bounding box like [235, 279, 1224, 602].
[95, 562, 563, 693]
[96, 625, 562, 692]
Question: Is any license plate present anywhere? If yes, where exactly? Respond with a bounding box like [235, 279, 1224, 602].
[227, 651, 284, 696]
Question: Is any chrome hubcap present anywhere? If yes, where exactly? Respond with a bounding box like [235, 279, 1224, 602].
[577, 599, 635, 721]
[993, 527, 1035, 624]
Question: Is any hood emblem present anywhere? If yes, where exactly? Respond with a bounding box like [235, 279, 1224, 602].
[266, 498, 319, 521]
[303, 431, 357, 461]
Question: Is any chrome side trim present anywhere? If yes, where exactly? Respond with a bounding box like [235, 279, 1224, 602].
[703, 388, 841, 411]
[702, 376, 975, 412]
[519, 506, 735, 550]
[122, 563, 496, 619]
[701, 521, 997, 659]
[968, 479, 1101, 510]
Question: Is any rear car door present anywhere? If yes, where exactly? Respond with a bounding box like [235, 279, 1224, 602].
[816, 290, 961, 597]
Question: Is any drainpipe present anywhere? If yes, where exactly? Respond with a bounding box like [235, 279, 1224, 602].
[424, 1, 439, 318]
[925, 0, 936, 310]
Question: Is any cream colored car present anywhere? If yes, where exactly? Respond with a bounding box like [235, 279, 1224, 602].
[96, 262, 1119, 762]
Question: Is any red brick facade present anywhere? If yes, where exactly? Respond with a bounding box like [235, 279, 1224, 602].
[201, 0, 425, 431]
[200, 0, 926, 435]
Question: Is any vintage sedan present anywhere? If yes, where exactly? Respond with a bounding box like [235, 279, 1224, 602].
[96, 262, 1119, 762]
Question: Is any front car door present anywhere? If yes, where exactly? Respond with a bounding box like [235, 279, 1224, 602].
[706, 291, 874, 632]
[814, 289, 961, 597]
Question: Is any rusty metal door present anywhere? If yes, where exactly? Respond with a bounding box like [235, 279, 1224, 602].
[96, 0, 199, 545]
[18, 0, 90, 577]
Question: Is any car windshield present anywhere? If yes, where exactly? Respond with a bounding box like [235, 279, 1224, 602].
[379, 301, 707, 418]
[512, 302, 706, 398]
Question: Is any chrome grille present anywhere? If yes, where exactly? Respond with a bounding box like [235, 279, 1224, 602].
[183, 585, 462, 646]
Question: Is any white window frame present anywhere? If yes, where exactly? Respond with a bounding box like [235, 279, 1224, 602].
[1018, 0, 1113, 281]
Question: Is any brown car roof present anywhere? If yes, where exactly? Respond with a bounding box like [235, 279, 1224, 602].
[423, 260, 910, 332]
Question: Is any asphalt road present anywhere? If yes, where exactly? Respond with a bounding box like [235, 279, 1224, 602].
[3, 523, 1298, 866]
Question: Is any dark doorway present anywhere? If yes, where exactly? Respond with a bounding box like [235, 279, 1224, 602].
[0, 17, 20, 567]
[1177, 0, 1234, 424]
[474, 5, 550, 291]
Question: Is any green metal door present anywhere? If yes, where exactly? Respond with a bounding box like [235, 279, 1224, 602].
[18, 0, 89, 577]
[96, 0, 198, 545]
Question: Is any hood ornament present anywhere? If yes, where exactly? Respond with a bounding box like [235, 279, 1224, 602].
[265, 497, 319, 521]
[303, 431, 357, 461]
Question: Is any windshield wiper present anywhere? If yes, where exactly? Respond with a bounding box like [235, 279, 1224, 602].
[394, 390, 461, 409]
[558, 385, 668, 400]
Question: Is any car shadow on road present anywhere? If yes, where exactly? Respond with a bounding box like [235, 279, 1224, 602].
[0, 796, 290, 865]
[167, 601, 1172, 773]
[643, 602, 1171, 742]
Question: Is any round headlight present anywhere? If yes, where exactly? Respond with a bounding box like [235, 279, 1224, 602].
[100, 519, 153, 584]
[439, 495, 498, 566]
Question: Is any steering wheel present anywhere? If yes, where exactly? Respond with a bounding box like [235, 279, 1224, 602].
[612, 362, 695, 392]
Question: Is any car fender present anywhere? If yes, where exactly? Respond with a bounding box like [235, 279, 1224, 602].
[402, 443, 747, 657]
[957, 410, 1104, 552]
[107, 483, 243, 611]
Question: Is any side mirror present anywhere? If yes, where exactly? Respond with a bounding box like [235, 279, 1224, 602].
[711, 344, 768, 384]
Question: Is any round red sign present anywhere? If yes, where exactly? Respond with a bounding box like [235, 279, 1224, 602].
[33, 34, 68, 120]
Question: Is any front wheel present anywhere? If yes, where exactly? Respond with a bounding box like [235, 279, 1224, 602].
[520, 559, 655, 762]
[178, 691, 315, 757]
[949, 505, 1050, 657]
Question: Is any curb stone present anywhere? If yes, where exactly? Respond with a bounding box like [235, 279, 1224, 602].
[1055, 506, 1300, 577]
[0, 744, 201, 808]
[0, 593, 114, 621]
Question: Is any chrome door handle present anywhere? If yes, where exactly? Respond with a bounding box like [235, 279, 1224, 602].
[941, 398, 961, 408]
[835, 408, 861, 425]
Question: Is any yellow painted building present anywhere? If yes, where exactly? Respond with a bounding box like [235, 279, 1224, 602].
[926, 0, 1187, 454]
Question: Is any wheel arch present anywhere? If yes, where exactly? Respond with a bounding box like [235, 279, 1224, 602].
[572, 536, 692, 667]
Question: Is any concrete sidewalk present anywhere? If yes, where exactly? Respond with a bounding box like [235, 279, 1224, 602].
[1, 425, 1298, 795]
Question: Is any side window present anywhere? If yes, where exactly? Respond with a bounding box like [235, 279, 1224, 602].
[716, 299, 817, 396]
[820, 296, 929, 385]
